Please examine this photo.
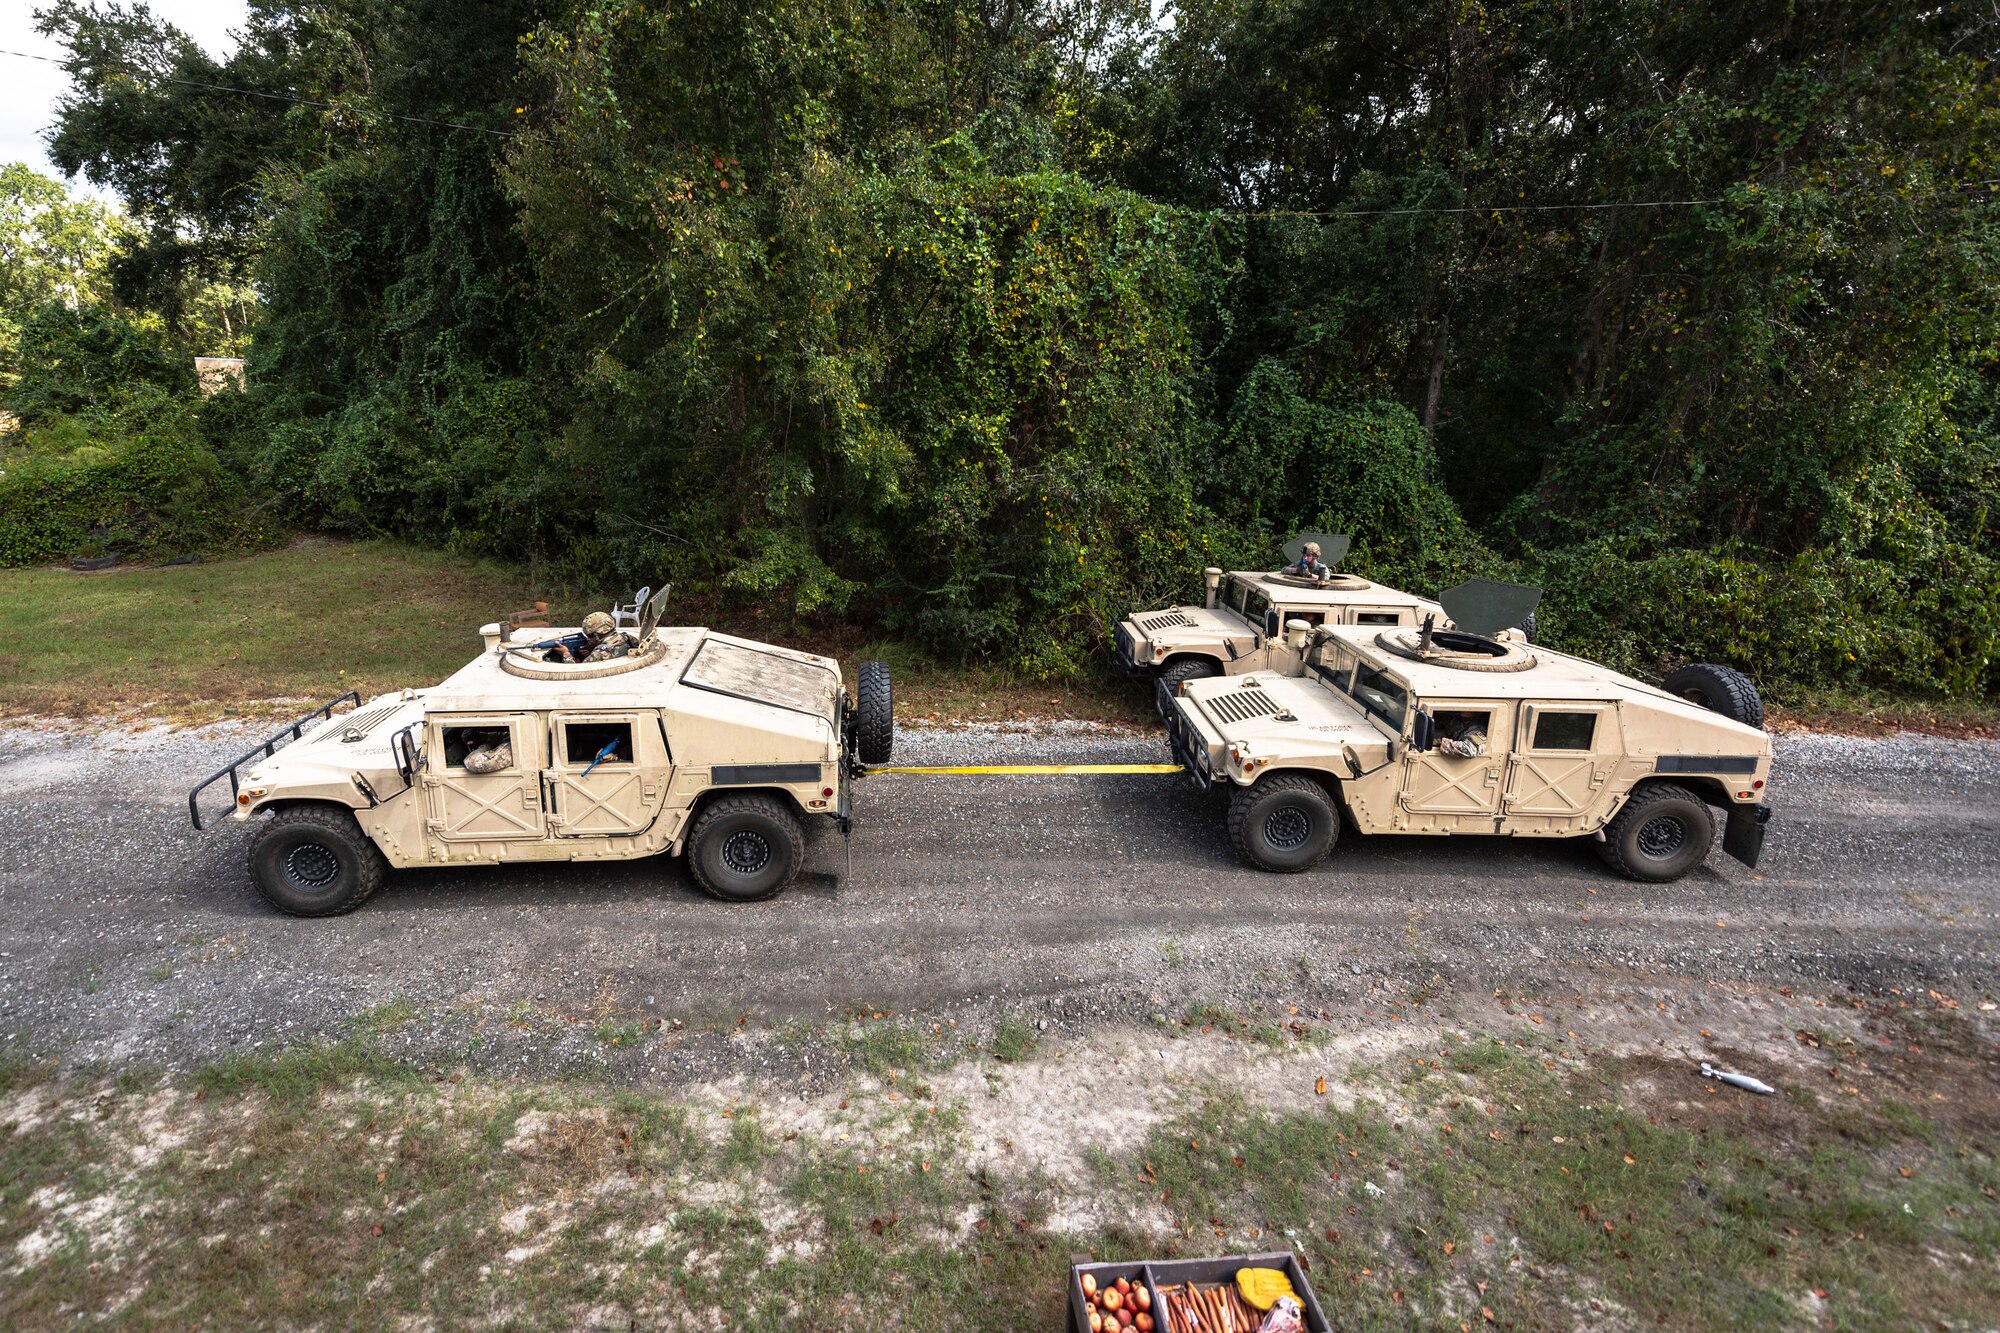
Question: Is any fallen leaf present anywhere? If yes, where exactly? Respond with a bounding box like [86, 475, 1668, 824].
[1444, 1241, 1456, 1255]
[1623, 1154, 1636, 1165]
[1315, 1076, 1328, 1096]
[370, 1223, 384, 1237]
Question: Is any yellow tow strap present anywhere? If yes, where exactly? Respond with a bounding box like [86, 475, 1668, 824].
[864, 763, 1182, 776]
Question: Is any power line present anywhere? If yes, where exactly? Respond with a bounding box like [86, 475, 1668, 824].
[2, 46, 539, 143]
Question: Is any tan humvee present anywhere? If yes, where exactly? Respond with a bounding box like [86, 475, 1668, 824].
[1164, 581, 1772, 882]
[1115, 535, 1531, 715]
[190, 610, 894, 915]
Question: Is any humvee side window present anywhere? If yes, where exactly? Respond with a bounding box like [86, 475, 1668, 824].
[1354, 611, 1401, 625]
[564, 721, 634, 765]
[1244, 589, 1272, 626]
[441, 726, 513, 771]
[1532, 711, 1596, 750]
[1350, 666, 1409, 732]
[1284, 609, 1324, 627]
[1225, 580, 1249, 615]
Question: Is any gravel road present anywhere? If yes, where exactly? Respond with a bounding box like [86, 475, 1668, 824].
[1, 717, 1994, 1075]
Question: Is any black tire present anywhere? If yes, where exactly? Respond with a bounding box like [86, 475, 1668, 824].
[855, 660, 894, 765]
[1662, 662, 1764, 730]
[1227, 772, 1340, 873]
[246, 805, 387, 917]
[1597, 783, 1715, 882]
[686, 793, 805, 902]
[1520, 610, 1538, 645]
[1156, 657, 1221, 721]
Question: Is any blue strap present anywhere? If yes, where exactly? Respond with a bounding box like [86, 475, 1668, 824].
[580, 737, 621, 778]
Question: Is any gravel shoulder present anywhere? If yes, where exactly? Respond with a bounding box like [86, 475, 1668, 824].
[0, 717, 1995, 1079]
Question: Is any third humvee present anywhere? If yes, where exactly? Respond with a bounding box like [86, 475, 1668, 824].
[189, 593, 893, 916]
[1115, 535, 1532, 716]
[1164, 580, 1771, 882]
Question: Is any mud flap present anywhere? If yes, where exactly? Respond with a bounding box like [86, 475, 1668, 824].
[1723, 803, 1771, 868]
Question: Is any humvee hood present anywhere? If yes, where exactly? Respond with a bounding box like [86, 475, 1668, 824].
[1177, 671, 1390, 776]
[240, 691, 429, 803]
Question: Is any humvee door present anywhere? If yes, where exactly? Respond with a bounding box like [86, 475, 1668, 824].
[545, 711, 670, 838]
[1502, 703, 1623, 825]
[1400, 702, 1513, 830]
[425, 714, 547, 842]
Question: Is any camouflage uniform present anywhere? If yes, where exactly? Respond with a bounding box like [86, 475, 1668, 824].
[1287, 543, 1331, 580]
[583, 631, 638, 663]
[463, 737, 513, 773]
[1437, 723, 1488, 758]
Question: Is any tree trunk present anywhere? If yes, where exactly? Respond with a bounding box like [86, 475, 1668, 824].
[1422, 312, 1450, 431]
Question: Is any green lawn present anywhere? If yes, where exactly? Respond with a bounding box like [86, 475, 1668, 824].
[0, 540, 575, 716]
[0, 539, 1151, 724]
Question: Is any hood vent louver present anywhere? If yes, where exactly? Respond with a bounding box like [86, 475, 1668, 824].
[331, 703, 402, 741]
[1204, 685, 1284, 725]
[1139, 611, 1198, 631]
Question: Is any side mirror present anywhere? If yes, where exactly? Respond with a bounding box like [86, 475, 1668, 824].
[1264, 608, 1281, 637]
[1411, 710, 1436, 752]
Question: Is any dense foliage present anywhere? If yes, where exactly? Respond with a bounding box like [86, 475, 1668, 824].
[19, 0, 2000, 695]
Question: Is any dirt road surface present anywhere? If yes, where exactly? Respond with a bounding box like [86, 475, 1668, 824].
[1, 718, 1995, 1076]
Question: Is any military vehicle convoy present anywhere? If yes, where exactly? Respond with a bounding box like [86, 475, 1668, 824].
[1114, 535, 1533, 716]
[1163, 580, 1772, 882]
[190, 596, 893, 915]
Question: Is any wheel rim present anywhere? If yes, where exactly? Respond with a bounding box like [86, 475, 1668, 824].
[1265, 804, 1313, 851]
[1636, 814, 1687, 860]
[1678, 687, 1712, 708]
[721, 829, 772, 876]
[284, 841, 341, 890]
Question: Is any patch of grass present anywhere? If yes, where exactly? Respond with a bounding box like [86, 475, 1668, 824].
[592, 1016, 651, 1048]
[145, 963, 173, 983]
[990, 1020, 1040, 1063]
[345, 994, 422, 1037]
[0, 538, 591, 717]
[829, 1016, 954, 1077]
[195, 1037, 420, 1105]
[1765, 682, 2000, 739]
[1135, 1040, 2000, 1330]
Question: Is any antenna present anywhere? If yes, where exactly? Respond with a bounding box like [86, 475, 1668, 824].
[1282, 533, 1351, 569]
[1437, 579, 1543, 638]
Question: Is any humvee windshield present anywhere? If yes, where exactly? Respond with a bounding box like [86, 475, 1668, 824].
[1349, 664, 1410, 732]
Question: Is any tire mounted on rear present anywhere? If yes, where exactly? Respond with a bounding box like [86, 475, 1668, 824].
[855, 660, 894, 765]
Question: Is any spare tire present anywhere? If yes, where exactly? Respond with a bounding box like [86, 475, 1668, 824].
[1662, 663, 1765, 730]
[855, 660, 893, 764]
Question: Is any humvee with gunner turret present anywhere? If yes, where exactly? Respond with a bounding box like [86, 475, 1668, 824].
[1164, 580, 1771, 882]
[189, 594, 894, 915]
[1115, 535, 1533, 716]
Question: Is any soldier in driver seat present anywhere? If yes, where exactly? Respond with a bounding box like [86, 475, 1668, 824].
[1435, 712, 1489, 758]
[1286, 541, 1332, 581]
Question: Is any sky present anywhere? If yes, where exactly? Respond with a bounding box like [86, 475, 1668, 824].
[2, 0, 248, 202]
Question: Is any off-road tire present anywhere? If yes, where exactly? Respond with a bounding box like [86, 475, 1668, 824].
[1520, 610, 1538, 644]
[855, 661, 894, 765]
[686, 793, 806, 902]
[1156, 658, 1221, 720]
[1662, 662, 1764, 730]
[1597, 783, 1715, 883]
[246, 805, 387, 917]
[1227, 772, 1340, 873]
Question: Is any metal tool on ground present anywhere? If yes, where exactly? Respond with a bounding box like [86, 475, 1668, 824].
[1700, 1062, 1776, 1095]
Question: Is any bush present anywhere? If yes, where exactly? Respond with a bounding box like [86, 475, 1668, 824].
[0, 388, 276, 566]
[5, 301, 191, 425]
